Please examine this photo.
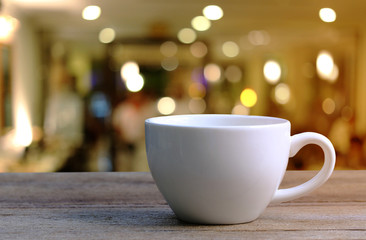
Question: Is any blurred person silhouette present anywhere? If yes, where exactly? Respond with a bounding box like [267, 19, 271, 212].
[43, 74, 85, 171]
[112, 92, 156, 171]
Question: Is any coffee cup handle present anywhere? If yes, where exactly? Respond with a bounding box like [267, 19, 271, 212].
[271, 132, 336, 204]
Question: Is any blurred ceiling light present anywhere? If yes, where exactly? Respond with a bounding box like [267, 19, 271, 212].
[316, 50, 338, 82]
[225, 65, 242, 83]
[204, 63, 222, 83]
[0, 15, 19, 43]
[222, 41, 239, 58]
[203, 5, 223, 20]
[161, 57, 179, 71]
[125, 74, 144, 92]
[274, 83, 291, 105]
[322, 98, 336, 115]
[120, 61, 140, 82]
[319, 8, 336, 23]
[160, 41, 178, 57]
[190, 41, 208, 58]
[191, 16, 211, 31]
[188, 98, 206, 114]
[248, 30, 271, 46]
[157, 97, 176, 115]
[99, 28, 115, 44]
[263, 60, 281, 84]
[240, 88, 257, 108]
[82, 5, 101, 20]
[177, 28, 196, 44]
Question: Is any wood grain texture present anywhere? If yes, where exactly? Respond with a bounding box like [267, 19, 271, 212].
[0, 171, 366, 239]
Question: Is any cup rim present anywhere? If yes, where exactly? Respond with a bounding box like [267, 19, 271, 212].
[145, 114, 289, 128]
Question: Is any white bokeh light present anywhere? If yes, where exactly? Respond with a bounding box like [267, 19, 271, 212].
[82, 5, 101, 20]
[126, 74, 144, 92]
[263, 60, 281, 84]
[319, 8, 336, 23]
[203, 5, 223, 20]
[157, 97, 176, 115]
[99, 28, 115, 44]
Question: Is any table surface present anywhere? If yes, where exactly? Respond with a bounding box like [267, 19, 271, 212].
[0, 170, 366, 239]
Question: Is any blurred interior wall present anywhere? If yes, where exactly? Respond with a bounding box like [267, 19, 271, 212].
[11, 16, 42, 128]
[356, 29, 366, 136]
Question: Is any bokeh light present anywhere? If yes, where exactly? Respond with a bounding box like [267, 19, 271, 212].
[121, 61, 140, 82]
[203, 5, 223, 20]
[322, 98, 336, 114]
[191, 16, 211, 31]
[0, 15, 19, 43]
[232, 104, 250, 115]
[190, 41, 208, 58]
[316, 50, 338, 82]
[157, 97, 176, 115]
[225, 65, 242, 83]
[222, 41, 240, 58]
[125, 74, 144, 92]
[99, 28, 115, 44]
[161, 57, 179, 71]
[160, 41, 178, 57]
[204, 63, 222, 83]
[263, 60, 281, 84]
[188, 98, 206, 113]
[240, 88, 257, 108]
[319, 8, 336, 23]
[188, 82, 206, 99]
[82, 5, 101, 20]
[177, 28, 197, 44]
[248, 30, 271, 46]
[274, 83, 291, 104]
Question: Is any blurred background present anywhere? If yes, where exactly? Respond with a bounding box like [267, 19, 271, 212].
[0, 0, 365, 172]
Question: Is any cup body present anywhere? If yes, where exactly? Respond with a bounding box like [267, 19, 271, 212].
[145, 114, 291, 224]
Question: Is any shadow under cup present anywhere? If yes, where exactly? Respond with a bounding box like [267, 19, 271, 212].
[145, 114, 335, 224]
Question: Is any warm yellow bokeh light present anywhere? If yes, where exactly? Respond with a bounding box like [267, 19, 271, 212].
[190, 41, 208, 58]
[188, 99, 206, 114]
[157, 97, 176, 115]
[274, 83, 291, 105]
[0, 15, 19, 43]
[247, 30, 271, 46]
[204, 63, 222, 83]
[177, 28, 197, 44]
[121, 61, 140, 82]
[322, 98, 336, 115]
[191, 16, 211, 31]
[82, 5, 101, 20]
[263, 60, 281, 84]
[240, 88, 257, 108]
[14, 105, 33, 147]
[203, 5, 223, 20]
[188, 82, 206, 99]
[319, 8, 336, 23]
[126, 74, 144, 92]
[99, 28, 115, 44]
[222, 41, 239, 58]
[232, 104, 250, 115]
[160, 41, 178, 57]
[161, 57, 179, 71]
[225, 65, 242, 83]
[316, 50, 338, 82]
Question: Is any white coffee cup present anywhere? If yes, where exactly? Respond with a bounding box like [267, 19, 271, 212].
[145, 114, 336, 224]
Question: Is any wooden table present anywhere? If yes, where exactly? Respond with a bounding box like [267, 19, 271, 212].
[0, 171, 365, 239]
